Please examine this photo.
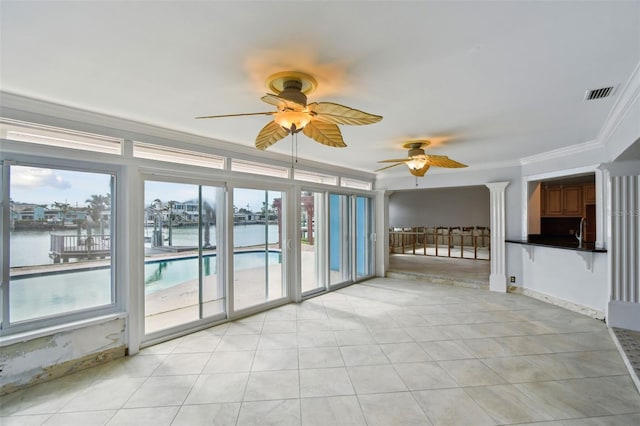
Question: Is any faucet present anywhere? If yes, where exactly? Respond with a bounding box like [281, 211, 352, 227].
[576, 217, 585, 247]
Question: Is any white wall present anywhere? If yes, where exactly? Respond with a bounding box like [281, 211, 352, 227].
[520, 246, 608, 315]
[0, 318, 126, 394]
[388, 186, 489, 228]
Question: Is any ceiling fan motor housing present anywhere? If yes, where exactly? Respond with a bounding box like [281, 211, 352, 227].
[278, 79, 308, 107]
[408, 147, 425, 157]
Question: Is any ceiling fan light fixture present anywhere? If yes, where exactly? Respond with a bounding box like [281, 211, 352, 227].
[406, 156, 427, 170]
[198, 71, 381, 149]
[274, 110, 312, 133]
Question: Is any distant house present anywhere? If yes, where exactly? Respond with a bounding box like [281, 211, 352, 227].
[172, 201, 199, 221]
[63, 209, 87, 224]
[15, 205, 46, 221]
[234, 211, 259, 223]
[45, 209, 64, 223]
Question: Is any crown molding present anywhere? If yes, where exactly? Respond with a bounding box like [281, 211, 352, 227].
[518, 61, 640, 167]
[519, 139, 603, 166]
[597, 60, 640, 149]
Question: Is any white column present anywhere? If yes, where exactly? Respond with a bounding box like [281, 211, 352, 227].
[605, 162, 640, 331]
[375, 189, 389, 278]
[607, 170, 640, 330]
[595, 167, 607, 249]
[486, 182, 510, 292]
[125, 160, 143, 355]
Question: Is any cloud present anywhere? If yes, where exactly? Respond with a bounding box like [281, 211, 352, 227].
[11, 166, 72, 190]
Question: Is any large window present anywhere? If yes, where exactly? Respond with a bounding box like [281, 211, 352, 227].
[1, 118, 378, 348]
[143, 180, 225, 335]
[2, 164, 115, 330]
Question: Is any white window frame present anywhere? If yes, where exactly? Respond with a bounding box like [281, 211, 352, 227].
[0, 156, 123, 336]
[140, 174, 229, 345]
[227, 180, 292, 319]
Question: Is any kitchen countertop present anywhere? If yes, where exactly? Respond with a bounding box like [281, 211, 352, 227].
[506, 237, 607, 253]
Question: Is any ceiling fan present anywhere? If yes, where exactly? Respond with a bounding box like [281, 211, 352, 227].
[376, 140, 467, 177]
[196, 71, 382, 150]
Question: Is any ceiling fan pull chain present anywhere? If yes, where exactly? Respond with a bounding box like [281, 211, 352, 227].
[290, 132, 295, 169]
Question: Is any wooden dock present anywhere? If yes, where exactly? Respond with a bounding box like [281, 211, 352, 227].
[49, 234, 110, 263]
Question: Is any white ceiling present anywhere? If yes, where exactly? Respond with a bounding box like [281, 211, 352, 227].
[1, 1, 639, 177]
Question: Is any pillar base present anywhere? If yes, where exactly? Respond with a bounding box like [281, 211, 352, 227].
[490, 274, 507, 293]
[608, 300, 640, 332]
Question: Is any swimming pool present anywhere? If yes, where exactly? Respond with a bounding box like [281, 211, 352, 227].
[144, 251, 282, 294]
[9, 250, 282, 322]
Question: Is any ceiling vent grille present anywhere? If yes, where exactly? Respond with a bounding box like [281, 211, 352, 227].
[585, 86, 614, 100]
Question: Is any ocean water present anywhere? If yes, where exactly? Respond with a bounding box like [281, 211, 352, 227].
[10, 224, 278, 267]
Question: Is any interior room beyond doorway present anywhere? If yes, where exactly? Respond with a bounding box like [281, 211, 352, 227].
[388, 186, 491, 284]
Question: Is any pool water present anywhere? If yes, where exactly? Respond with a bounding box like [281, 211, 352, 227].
[145, 251, 282, 294]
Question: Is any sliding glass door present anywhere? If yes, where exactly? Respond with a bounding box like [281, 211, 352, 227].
[329, 193, 351, 287]
[355, 196, 374, 279]
[301, 190, 325, 295]
[143, 180, 224, 335]
[307, 193, 375, 293]
[233, 188, 286, 311]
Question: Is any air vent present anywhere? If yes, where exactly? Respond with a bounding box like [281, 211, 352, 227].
[585, 86, 614, 100]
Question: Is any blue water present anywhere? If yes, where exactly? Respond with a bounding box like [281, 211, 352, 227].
[10, 251, 282, 323]
[10, 224, 279, 267]
[144, 251, 282, 294]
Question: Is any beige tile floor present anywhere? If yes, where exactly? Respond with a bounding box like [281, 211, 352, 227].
[2, 277, 640, 425]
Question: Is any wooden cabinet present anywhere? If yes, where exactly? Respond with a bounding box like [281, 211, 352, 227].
[584, 183, 595, 203]
[543, 186, 563, 216]
[563, 186, 583, 215]
[542, 184, 583, 217]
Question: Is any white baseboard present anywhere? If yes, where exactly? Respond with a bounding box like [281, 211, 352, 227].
[508, 286, 605, 320]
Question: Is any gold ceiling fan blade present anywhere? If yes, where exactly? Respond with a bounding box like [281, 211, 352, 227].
[255, 120, 290, 150]
[261, 93, 305, 111]
[195, 112, 275, 119]
[308, 102, 383, 126]
[302, 121, 346, 148]
[426, 155, 467, 168]
[378, 158, 412, 163]
[374, 162, 405, 172]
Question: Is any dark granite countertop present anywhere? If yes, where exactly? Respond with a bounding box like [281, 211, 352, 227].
[506, 237, 607, 253]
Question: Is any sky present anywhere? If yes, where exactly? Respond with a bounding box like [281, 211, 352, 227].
[11, 166, 112, 207]
[11, 166, 281, 212]
[145, 181, 281, 211]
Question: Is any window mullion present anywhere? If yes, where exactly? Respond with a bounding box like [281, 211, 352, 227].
[1, 162, 11, 329]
